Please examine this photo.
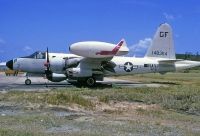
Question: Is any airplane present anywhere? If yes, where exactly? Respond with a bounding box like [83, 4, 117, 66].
[6, 23, 200, 87]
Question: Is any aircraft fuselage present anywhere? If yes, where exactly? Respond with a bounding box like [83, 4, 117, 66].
[11, 54, 189, 76]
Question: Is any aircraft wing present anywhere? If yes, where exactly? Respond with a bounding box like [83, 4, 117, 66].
[79, 57, 116, 73]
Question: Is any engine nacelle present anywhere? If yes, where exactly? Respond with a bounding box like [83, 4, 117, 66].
[67, 68, 92, 78]
[101, 61, 116, 73]
[65, 58, 81, 68]
[50, 58, 65, 73]
[46, 73, 67, 82]
[69, 41, 129, 58]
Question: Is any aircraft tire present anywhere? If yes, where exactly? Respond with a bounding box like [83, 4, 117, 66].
[85, 77, 96, 87]
[25, 79, 31, 85]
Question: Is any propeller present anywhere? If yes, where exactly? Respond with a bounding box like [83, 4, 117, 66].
[44, 48, 68, 82]
[44, 47, 52, 77]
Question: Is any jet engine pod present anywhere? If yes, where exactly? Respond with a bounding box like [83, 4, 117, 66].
[69, 41, 129, 58]
[67, 68, 92, 78]
[46, 73, 67, 82]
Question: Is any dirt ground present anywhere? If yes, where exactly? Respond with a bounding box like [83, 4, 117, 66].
[0, 94, 199, 136]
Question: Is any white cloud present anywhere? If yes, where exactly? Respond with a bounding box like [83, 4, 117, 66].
[128, 38, 152, 57]
[23, 46, 32, 51]
[163, 12, 175, 21]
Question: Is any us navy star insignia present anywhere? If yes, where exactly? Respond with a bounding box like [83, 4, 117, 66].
[124, 62, 133, 72]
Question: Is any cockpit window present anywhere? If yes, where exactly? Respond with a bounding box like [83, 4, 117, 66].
[22, 51, 46, 59]
[14, 59, 17, 63]
[36, 52, 45, 59]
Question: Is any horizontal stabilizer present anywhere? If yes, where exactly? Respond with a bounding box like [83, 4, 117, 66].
[158, 59, 183, 64]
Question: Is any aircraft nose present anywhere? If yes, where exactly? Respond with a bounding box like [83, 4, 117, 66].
[6, 60, 13, 70]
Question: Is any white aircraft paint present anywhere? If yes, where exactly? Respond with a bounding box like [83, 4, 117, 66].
[6, 23, 200, 86]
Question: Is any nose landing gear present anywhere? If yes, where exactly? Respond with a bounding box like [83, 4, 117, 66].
[25, 73, 31, 85]
[25, 78, 31, 85]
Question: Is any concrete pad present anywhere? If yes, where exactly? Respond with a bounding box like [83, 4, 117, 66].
[0, 74, 167, 92]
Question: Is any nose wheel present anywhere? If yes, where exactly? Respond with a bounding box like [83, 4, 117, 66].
[25, 79, 31, 85]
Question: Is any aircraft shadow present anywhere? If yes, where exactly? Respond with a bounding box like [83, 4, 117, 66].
[151, 81, 180, 85]
[11, 81, 178, 90]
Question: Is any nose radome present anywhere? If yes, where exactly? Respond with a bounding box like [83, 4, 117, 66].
[6, 60, 13, 70]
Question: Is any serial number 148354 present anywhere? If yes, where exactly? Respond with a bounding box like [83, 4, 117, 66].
[152, 50, 167, 56]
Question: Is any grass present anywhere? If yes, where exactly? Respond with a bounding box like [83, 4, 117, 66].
[0, 71, 200, 135]
[80, 85, 200, 115]
[116, 72, 200, 85]
[0, 90, 94, 109]
[45, 91, 94, 108]
[136, 107, 163, 117]
[106, 72, 200, 115]
[1, 81, 200, 115]
[0, 128, 42, 136]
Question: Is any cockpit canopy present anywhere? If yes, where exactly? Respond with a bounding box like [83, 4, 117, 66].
[22, 51, 46, 59]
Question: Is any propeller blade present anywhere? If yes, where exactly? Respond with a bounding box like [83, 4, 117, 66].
[44, 47, 51, 73]
[44, 47, 52, 80]
[47, 47, 49, 63]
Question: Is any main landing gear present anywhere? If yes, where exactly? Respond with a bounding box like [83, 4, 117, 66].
[85, 77, 96, 87]
[77, 77, 96, 87]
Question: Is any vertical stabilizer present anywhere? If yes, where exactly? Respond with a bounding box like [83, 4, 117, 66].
[145, 23, 176, 59]
[117, 39, 129, 56]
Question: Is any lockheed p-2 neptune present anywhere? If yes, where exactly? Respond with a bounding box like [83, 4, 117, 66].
[6, 23, 200, 86]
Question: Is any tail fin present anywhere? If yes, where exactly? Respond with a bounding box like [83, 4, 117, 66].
[116, 39, 129, 56]
[145, 23, 176, 59]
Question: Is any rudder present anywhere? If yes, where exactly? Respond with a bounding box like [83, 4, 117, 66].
[145, 23, 176, 59]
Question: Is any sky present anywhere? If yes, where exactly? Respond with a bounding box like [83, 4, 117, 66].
[0, 0, 200, 61]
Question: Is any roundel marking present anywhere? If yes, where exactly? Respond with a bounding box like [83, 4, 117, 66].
[124, 62, 133, 72]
